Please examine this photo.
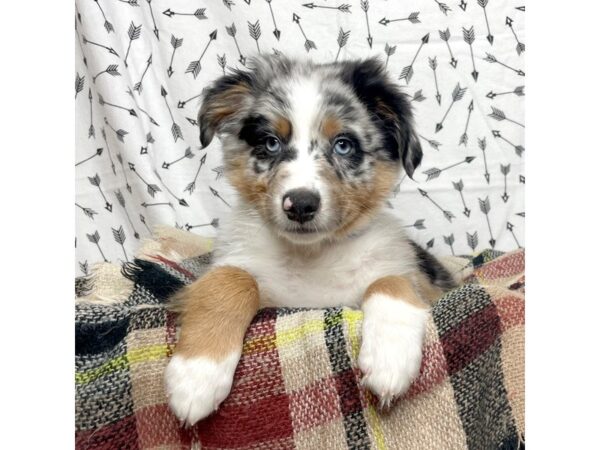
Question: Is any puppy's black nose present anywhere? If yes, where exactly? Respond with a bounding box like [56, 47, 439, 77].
[282, 189, 321, 224]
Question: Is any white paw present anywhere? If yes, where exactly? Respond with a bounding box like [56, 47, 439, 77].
[358, 294, 429, 408]
[164, 353, 240, 426]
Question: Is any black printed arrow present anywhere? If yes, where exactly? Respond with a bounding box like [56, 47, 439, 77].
[186, 117, 198, 126]
[139, 214, 152, 234]
[452, 179, 471, 217]
[93, 0, 114, 33]
[402, 219, 426, 230]
[266, 0, 282, 40]
[478, 137, 490, 183]
[336, 28, 351, 62]
[408, 90, 426, 103]
[92, 64, 121, 83]
[163, 8, 207, 20]
[111, 225, 129, 261]
[500, 164, 510, 202]
[418, 134, 442, 151]
[516, 211, 525, 218]
[184, 153, 208, 194]
[478, 196, 495, 248]
[209, 186, 231, 208]
[178, 92, 203, 109]
[358, 1, 373, 48]
[100, 128, 117, 175]
[116, 153, 132, 193]
[519, 175, 525, 184]
[115, 190, 140, 239]
[88, 89, 95, 138]
[154, 170, 190, 207]
[484, 53, 525, 76]
[79, 260, 89, 276]
[418, 189, 455, 222]
[185, 218, 219, 231]
[98, 94, 137, 117]
[226, 23, 247, 66]
[423, 156, 475, 181]
[293, 14, 317, 52]
[87, 231, 108, 262]
[123, 22, 141, 68]
[82, 35, 119, 57]
[145, 0, 159, 39]
[516, 6, 525, 12]
[463, 26, 478, 81]
[103, 118, 128, 144]
[443, 234, 455, 255]
[466, 231, 478, 251]
[160, 86, 183, 142]
[137, 105, 159, 126]
[506, 16, 525, 55]
[223, 0, 234, 9]
[486, 86, 524, 99]
[429, 57, 441, 105]
[434, 0, 452, 15]
[76, 147, 103, 167]
[162, 147, 195, 169]
[459, 0, 467, 11]
[399, 33, 429, 84]
[303, 2, 351, 12]
[133, 54, 152, 93]
[489, 107, 524, 128]
[141, 201, 174, 209]
[128, 162, 161, 197]
[459, 100, 474, 145]
[186, 30, 217, 78]
[167, 34, 183, 77]
[379, 12, 420, 26]
[506, 222, 522, 248]
[477, 0, 494, 44]
[248, 20, 262, 53]
[213, 165, 225, 180]
[439, 28, 458, 68]
[435, 83, 467, 132]
[75, 21, 87, 67]
[217, 54, 227, 74]
[384, 43, 396, 69]
[76, 203, 98, 220]
[88, 174, 112, 212]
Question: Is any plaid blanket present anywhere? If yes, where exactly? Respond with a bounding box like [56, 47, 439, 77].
[75, 227, 524, 450]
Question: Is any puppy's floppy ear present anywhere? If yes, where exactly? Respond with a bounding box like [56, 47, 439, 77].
[343, 58, 423, 178]
[198, 69, 253, 148]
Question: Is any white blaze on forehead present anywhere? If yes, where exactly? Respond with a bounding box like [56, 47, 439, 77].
[283, 76, 323, 192]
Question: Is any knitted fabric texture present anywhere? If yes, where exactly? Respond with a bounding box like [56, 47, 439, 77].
[75, 228, 524, 450]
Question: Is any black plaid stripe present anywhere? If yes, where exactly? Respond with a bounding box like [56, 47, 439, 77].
[324, 308, 370, 450]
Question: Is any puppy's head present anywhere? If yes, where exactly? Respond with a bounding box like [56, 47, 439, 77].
[199, 56, 422, 245]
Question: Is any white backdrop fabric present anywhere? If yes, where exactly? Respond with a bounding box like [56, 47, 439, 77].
[75, 0, 525, 274]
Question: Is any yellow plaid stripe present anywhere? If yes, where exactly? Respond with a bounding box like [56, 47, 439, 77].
[76, 344, 169, 385]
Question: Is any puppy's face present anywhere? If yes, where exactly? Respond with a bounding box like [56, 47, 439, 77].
[199, 56, 422, 245]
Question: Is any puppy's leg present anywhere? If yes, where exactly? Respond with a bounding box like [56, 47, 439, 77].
[358, 275, 429, 408]
[164, 266, 259, 426]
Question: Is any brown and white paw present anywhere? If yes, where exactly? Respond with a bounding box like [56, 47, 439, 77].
[164, 353, 240, 426]
[358, 294, 429, 408]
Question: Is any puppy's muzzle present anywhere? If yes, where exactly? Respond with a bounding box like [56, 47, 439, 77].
[282, 189, 321, 224]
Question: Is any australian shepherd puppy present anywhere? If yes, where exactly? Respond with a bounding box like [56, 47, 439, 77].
[165, 55, 456, 426]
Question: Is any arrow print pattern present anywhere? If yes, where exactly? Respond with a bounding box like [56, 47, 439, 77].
[75, 0, 524, 271]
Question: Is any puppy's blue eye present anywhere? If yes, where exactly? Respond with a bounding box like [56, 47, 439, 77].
[265, 137, 281, 153]
[333, 138, 353, 156]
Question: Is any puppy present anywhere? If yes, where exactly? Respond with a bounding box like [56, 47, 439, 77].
[165, 55, 456, 426]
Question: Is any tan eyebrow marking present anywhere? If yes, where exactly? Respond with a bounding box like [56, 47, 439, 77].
[321, 115, 342, 140]
[273, 116, 292, 140]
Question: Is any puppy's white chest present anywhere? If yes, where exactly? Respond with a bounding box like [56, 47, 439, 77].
[214, 212, 418, 309]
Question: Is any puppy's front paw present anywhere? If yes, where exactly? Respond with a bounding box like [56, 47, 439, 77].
[358, 294, 429, 408]
[164, 353, 240, 426]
